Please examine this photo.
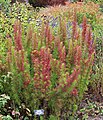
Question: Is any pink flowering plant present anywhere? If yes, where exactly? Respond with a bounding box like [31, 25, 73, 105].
[1, 13, 95, 118]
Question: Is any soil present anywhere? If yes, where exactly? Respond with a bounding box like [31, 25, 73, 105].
[77, 91, 103, 120]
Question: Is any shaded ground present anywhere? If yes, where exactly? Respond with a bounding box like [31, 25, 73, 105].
[77, 90, 103, 120]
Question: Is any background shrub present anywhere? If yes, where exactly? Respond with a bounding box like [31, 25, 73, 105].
[29, 0, 67, 7]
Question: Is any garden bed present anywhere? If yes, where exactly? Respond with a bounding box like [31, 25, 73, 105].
[0, 0, 103, 120]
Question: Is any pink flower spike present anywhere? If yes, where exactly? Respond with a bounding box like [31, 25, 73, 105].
[71, 88, 78, 96]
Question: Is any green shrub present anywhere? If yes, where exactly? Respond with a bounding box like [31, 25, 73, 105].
[0, 3, 38, 67]
[0, 0, 11, 16]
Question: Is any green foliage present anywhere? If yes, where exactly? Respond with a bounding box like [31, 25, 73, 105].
[0, 72, 13, 94]
[0, 94, 10, 109]
[52, 47, 59, 59]
[0, 0, 11, 5]
[77, 12, 97, 27]
[49, 115, 59, 120]
[85, 0, 103, 4]
[0, 94, 13, 120]
[0, 0, 11, 16]
[2, 115, 13, 120]
[90, 23, 103, 96]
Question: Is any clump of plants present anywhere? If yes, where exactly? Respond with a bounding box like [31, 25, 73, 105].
[37, 1, 103, 101]
[1, 0, 103, 119]
[38, 2, 99, 23]
[0, 11, 95, 119]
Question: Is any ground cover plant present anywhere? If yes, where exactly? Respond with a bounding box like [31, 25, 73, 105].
[0, 0, 103, 119]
